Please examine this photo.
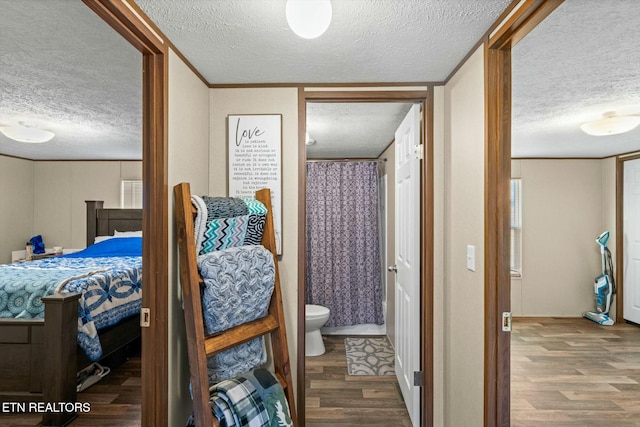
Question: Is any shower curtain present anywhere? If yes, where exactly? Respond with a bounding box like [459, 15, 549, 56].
[306, 161, 384, 327]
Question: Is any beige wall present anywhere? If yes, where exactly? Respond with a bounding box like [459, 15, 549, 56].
[379, 142, 396, 344]
[209, 87, 299, 400]
[167, 49, 211, 427]
[443, 46, 485, 427]
[0, 155, 34, 264]
[601, 156, 617, 319]
[432, 85, 445, 427]
[510, 159, 616, 316]
[33, 161, 141, 249]
[1, 160, 142, 254]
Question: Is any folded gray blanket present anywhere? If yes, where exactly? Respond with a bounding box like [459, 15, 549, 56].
[198, 245, 275, 383]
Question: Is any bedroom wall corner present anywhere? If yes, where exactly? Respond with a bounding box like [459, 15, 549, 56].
[0, 155, 34, 264]
[167, 48, 211, 427]
[209, 86, 299, 400]
[443, 46, 485, 427]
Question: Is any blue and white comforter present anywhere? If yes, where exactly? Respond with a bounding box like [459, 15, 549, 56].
[198, 245, 275, 383]
[0, 244, 142, 361]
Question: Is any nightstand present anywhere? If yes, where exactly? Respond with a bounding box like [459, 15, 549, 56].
[10, 249, 79, 263]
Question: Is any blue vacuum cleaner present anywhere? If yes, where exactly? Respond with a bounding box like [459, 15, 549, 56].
[583, 231, 616, 326]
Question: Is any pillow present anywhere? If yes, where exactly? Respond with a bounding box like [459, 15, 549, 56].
[114, 230, 142, 237]
[66, 237, 142, 258]
[94, 235, 115, 244]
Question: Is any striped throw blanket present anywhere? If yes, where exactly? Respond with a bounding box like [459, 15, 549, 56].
[191, 195, 267, 255]
[186, 369, 293, 427]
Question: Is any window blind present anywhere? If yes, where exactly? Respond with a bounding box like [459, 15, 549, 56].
[121, 180, 143, 209]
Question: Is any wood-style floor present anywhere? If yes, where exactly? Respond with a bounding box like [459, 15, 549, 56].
[0, 355, 141, 427]
[512, 317, 640, 427]
[305, 335, 411, 427]
[5, 319, 636, 427]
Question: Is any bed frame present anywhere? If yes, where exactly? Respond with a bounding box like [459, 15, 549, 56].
[0, 201, 143, 426]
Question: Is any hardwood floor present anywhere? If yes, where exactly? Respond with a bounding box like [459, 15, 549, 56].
[0, 354, 141, 427]
[305, 335, 411, 427]
[512, 317, 640, 427]
[7, 319, 636, 426]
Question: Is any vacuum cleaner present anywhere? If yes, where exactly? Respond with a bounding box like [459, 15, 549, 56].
[583, 231, 616, 326]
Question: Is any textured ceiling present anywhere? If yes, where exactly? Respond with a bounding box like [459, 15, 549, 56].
[135, 0, 511, 84]
[134, 0, 508, 158]
[512, 0, 640, 158]
[306, 103, 414, 159]
[0, 0, 141, 160]
[4, 1, 636, 161]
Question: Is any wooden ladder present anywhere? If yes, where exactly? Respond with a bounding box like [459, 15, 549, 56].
[174, 182, 296, 427]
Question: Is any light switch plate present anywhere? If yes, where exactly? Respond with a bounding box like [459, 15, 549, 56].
[466, 245, 475, 272]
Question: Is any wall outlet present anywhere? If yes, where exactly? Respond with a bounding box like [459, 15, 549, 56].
[466, 245, 475, 272]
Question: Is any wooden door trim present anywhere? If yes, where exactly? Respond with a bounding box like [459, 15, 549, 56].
[616, 153, 640, 323]
[484, 1, 562, 426]
[298, 89, 433, 426]
[83, 1, 168, 426]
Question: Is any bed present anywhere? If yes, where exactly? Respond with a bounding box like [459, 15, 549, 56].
[0, 201, 143, 426]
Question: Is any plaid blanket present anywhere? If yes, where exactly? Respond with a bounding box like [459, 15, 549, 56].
[187, 369, 293, 427]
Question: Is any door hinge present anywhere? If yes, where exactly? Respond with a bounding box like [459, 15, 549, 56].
[413, 144, 424, 160]
[502, 312, 512, 332]
[413, 371, 424, 387]
[140, 308, 151, 327]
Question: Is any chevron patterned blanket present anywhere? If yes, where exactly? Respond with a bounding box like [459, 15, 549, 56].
[191, 195, 267, 255]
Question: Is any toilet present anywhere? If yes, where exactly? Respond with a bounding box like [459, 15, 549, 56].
[305, 304, 330, 356]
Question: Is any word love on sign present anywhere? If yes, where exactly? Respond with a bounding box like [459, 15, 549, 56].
[227, 114, 283, 254]
[234, 118, 266, 147]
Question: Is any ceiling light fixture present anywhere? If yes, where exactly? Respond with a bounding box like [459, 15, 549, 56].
[0, 122, 55, 143]
[579, 112, 640, 136]
[286, 0, 332, 39]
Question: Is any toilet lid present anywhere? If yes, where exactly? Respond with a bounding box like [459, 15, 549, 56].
[306, 304, 329, 317]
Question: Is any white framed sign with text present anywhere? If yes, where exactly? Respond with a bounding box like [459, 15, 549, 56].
[228, 114, 282, 254]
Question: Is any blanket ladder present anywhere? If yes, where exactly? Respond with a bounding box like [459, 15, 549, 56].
[174, 182, 296, 427]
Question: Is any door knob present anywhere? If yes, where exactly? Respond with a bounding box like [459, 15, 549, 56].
[388, 265, 398, 273]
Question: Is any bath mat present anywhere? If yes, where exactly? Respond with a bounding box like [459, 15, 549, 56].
[345, 337, 395, 376]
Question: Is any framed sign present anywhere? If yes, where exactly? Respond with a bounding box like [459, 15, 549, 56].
[228, 114, 283, 254]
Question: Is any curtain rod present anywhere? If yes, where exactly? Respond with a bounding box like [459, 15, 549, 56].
[306, 158, 387, 163]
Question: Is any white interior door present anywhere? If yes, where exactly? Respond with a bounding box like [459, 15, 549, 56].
[394, 104, 421, 425]
[624, 158, 640, 324]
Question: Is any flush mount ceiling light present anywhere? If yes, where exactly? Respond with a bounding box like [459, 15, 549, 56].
[0, 122, 55, 143]
[579, 112, 640, 136]
[286, 0, 332, 39]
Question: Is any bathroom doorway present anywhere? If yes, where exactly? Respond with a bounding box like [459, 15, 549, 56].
[298, 92, 431, 426]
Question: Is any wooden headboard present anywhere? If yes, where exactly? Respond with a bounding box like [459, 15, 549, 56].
[85, 201, 143, 247]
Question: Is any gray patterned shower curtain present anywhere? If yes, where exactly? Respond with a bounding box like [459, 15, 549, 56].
[306, 161, 384, 327]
